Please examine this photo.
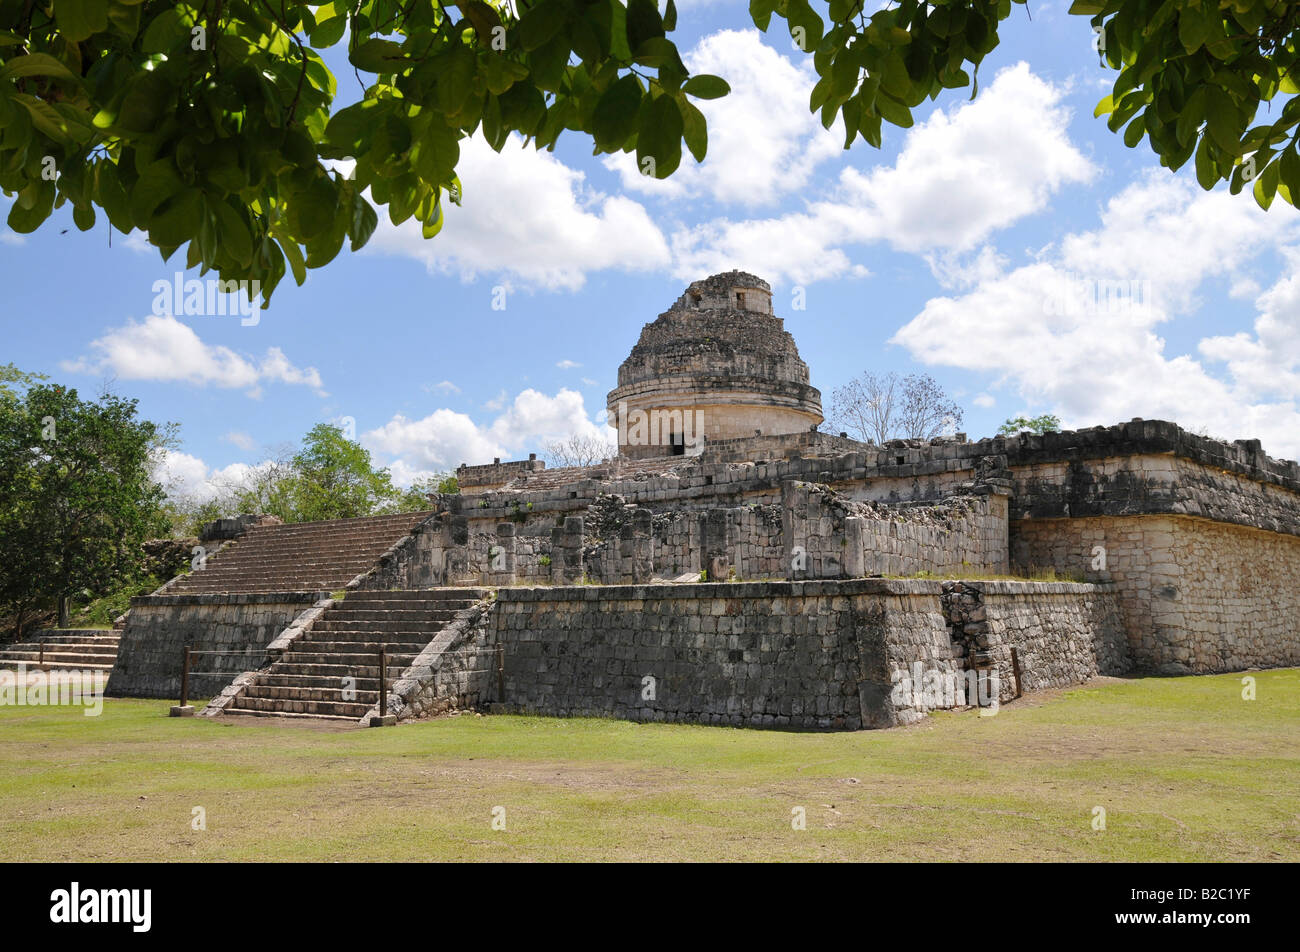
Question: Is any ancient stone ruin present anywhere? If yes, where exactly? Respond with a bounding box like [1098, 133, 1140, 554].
[97, 272, 1300, 729]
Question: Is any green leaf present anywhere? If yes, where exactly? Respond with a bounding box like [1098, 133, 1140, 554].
[94, 160, 132, 232]
[785, 0, 824, 52]
[438, 46, 478, 116]
[1067, 1, 1105, 13]
[636, 93, 683, 178]
[626, 0, 664, 52]
[55, 0, 109, 43]
[6, 179, 54, 233]
[129, 158, 184, 227]
[212, 200, 253, 266]
[348, 194, 378, 251]
[520, 0, 570, 52]
[749, 0, 778, 31]
[680, 97, 707, 162]
[141, 9, 186, 53]
[350, 38, 406, 74]
[0, 53, 78, 82]
[1254, 160, 1279, 210]
[1178, 3, 1210, 55]
[1204, 87, 1240, 154]
[309, 15, 347, 48]
[1193, 134, 1219, 190]
[592, 74, 643, 151]
[279, 233, 308, 285]
[682, 74, 730, 100]
[148, 187, 202, 248]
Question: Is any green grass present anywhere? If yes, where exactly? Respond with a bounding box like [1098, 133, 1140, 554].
[1, 670, 1297, 861]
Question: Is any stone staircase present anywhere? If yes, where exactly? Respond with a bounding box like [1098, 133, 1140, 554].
[0, 629, 122, 674]
[167, 511, 433, 594]
[221, 589, 485, 721]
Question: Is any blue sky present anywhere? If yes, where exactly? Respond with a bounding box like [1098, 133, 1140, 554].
[4, 1, 1299, 505]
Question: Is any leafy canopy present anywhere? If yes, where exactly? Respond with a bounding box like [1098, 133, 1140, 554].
[998, 413, 1062, 435]
[6, 0, 1297, 306]
[0, 381, 168, 618]
[1, 0, 727, 303]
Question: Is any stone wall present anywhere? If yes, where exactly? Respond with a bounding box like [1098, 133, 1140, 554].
[1012, 513, 1300, 673]
[107, 592, 323, 698]
[783, 481, 1009, 580]
[491, 579, 1125, 730]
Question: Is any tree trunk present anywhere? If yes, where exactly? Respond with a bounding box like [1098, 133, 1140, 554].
[57, 594, 70, 630]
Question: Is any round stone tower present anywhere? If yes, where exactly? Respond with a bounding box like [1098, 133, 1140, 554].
[607, 271, 823, 459]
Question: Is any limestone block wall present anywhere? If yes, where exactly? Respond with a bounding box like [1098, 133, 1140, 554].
[491, 579, 1125, 730]
[1012, 514, 1300, 673]
[782, 482, 1009, 580]
[107, 592, 323, 698]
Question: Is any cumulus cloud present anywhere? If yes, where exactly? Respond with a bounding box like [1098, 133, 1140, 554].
[365, 135, 670, 291]
[62, 315, 326, 397]
[890, 173, 1300, 457]
[670, 62, 1095, 284]
[153, 450, 267, 504]
[363, 388, 613, 473]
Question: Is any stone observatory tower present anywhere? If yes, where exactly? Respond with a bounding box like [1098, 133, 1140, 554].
[607, 271, 823, 459]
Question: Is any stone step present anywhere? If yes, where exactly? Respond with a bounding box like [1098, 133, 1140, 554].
[221, 707, 358, 723]
[313, 613, 464, 628]
[264, 661, 402, 678]
[258, 673, 387, 691]
[0, 659, 115, 672]
[226, 695, 372, 718]
[297, 633, 435, 648]
[348, 589, 484, 600]
[288, 639, 431, 653]
[280, 650, 421, 667]
[12, 634, 120, 646]
[242, 684, 380, 704]
[0, 649, 120, 666]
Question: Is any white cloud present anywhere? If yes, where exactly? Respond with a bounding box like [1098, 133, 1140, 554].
[670, 63, 1094, 285]
[365, 135, 670, 291]
[603, 29, 843, 208]
[426, 380, 461, 394]
[363, 388, 613, 473]
[154, 450, 266, 504]
[62, 315, 326, 397]
[890, 173, 1300, 457]
[556, 359, 581, 369]
[223, 431, 256, 451]
[972, 393, 996, 409]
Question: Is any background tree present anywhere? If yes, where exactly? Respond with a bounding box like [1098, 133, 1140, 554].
[0, 0, 728, 302]
[0, 380, 166, 631]
[998, 413, 1062, 436]
[828, 371, 962, 444]
[544, 433, 616, 467]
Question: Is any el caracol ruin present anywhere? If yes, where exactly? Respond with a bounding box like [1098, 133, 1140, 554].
[61, 271, 1300, 729]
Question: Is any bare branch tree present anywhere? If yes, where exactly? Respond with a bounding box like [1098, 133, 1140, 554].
[543, 434, 617, 468]
[828, 372, 963, 444]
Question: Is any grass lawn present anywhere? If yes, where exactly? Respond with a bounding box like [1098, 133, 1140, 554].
[1, 670, 1297, 861]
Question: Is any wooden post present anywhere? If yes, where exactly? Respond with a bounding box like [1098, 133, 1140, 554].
[1010, 646, 1023, 699]
[38, 639, 44, 669]
[179, 645, 191, 708]
[379, 644, 388, 717]
[496, 643, 505, 703]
